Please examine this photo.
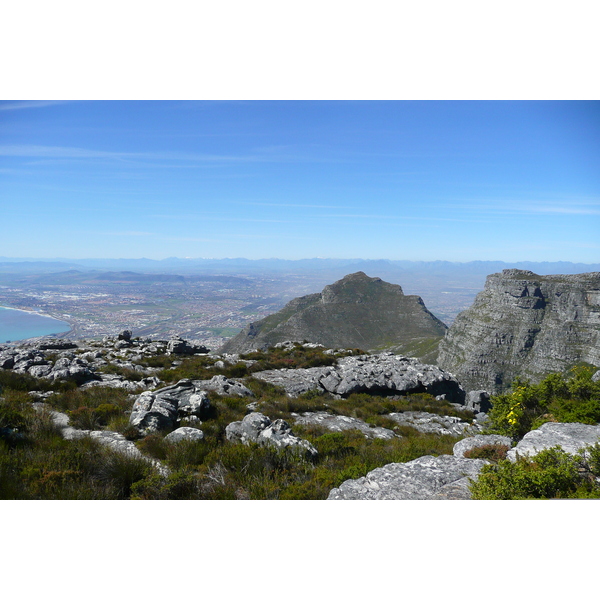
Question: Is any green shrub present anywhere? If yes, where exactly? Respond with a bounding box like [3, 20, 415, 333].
[136, 434, 169, 460]
[0, 396, 34, 432]
[0, 368, 75, 393]
[469, 446, 600, 499]
[486, 368, 600, 440]
[99, 363, 144, 381]
[130, 469, 200, 500]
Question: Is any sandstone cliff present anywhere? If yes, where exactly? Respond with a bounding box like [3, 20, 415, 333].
[219, 272, 447, 358]
[437, 269, 600, 393]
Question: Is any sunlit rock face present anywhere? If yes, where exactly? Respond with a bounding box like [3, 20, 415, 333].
[437, 270, 600, 393]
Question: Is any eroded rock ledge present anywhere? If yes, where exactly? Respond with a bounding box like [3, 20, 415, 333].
[252, 353, 466, 403]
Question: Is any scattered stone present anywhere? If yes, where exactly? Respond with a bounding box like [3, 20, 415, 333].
[387, 411, 479, 436]
[225, 412, 318, 458]
[79, 375, 160, 392]
[193, 375, 254, 397]
[27, 364, 53, 378]
[328, 454, 488, 500]
[165, 427, 204, 443]
[293, 411, 397, 439]
[253, 367, 332, 397]
[35, 340, 78, 351]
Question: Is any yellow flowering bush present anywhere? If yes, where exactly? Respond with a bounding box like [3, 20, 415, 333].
[486, 368, 600, 440]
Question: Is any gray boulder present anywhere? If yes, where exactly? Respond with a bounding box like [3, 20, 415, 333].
[465, 390, 492, 413]
[225, 412, 318, 458]
[592, 370, 600, 383]
[293, 411, 397, 439]
[225, 412, 271, 444]
[80, 374, 161, 392]
[507, 422, 600, 461]
[28, 364, 53, 378]
[129, 379, 211, 435]
[328, 454, 488, 500]
[0, 353, 15, 369]
[35, 340, 78, 351]
[453, 434, 513, 458]
[252, 353, 465, 402]
[167, 336, 209, 355]
[165, 427, 204, 443]
[252, 367, 332, 397]
[193, 375, 254, 397]
[177, 391, 210, 418]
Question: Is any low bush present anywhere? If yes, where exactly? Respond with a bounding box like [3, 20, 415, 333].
[469, 445, 600, 499]
[241, 344, 364, 372]
[463, 443, 509, 461]
[486, 367, 600, 440]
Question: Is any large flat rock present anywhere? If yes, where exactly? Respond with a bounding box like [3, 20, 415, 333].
[328, 454, 487, 500]
[252, 353, 465, 402]
[507, 422, 600, 461]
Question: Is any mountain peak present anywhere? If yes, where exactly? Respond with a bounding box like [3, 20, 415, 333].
[220, 272, 444, 359]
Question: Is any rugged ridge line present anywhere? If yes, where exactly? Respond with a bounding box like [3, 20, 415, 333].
[219, 272, 447, 358]
[437, 269, 600, 393]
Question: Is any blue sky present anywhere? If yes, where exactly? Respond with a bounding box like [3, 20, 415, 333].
[1, 100, 599, 263]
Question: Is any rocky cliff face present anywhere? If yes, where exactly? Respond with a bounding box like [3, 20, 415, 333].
[219, 272, 448, 358]
[437, 269, 600, 393]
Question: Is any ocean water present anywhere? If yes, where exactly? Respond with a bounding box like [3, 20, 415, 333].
[0, 306, 71, 343]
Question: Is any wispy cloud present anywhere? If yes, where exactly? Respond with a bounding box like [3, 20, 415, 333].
[149, 214, 293, 223]
[0, 101, 68, 111]
[455, 199, 600, 216]
[100, 231, 154, 237]
[0, 144, 344, 166]
[235, 201, 352, 209]
[319, 213, 494, 223]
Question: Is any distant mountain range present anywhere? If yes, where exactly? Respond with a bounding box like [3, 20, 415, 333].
[1, 257, 599, 275]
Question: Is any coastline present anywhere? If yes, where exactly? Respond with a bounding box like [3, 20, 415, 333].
[0, 305, 73, 342]
[0, 304, 70, 323]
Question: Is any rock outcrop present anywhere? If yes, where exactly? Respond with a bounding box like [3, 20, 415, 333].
[252, 353, 466, 403]
[327, 455, 488, 500]
[35, 404, 168, 475]
[506, 422, 600, 461]
[386, 411, 481, 436]
[225, 412, 318, 458]
[192, 375, 254, 397]
[220, 272, 447, 360]
[292, 412, 397, 439]
[129, 380, 211, 435]
[437, 270, 600, 393]
[164, 427, 205, 443]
